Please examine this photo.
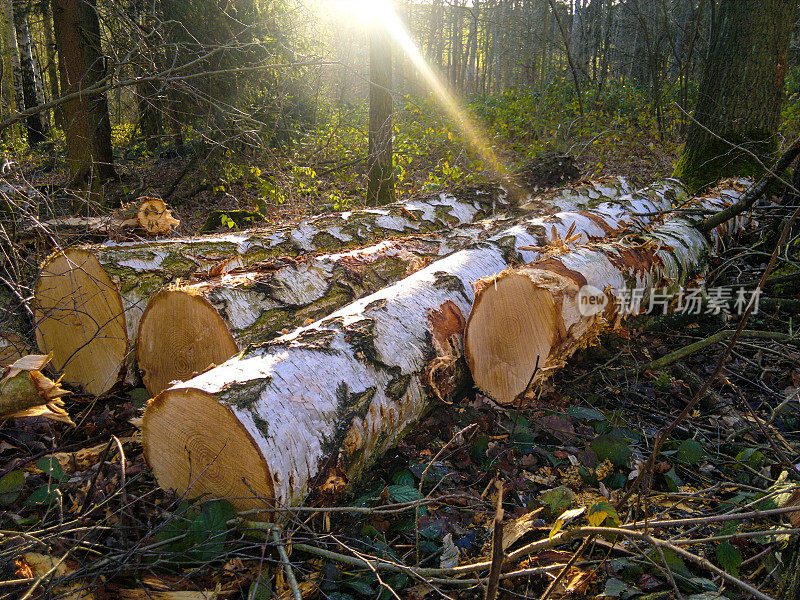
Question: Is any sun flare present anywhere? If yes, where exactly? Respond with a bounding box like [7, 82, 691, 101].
[320, 0, 511, 186]
[323, 0, 397, 28]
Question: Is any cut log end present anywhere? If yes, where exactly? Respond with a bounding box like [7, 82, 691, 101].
[136, 197, 180, 235]
[142, 388, 274, 517]
[34, 249, 127, 396]
[137, 289, 238, 396]
[465, 273, 557, 405]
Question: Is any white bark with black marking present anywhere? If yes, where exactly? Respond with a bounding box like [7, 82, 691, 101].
[36, 180, 632, 396]
[465, 180, 751, 404]
[136, 180, 682, 396]
[141, 180, 724, 516]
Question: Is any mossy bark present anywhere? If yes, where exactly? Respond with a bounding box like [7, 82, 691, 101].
[141, 180, 708, 513]
[673, 1, 795, 193]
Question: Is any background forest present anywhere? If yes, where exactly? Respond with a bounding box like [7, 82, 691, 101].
[2, 0, 799, 223]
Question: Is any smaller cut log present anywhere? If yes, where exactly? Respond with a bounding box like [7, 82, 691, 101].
[18, 197, 180, 247]
[35, 179, 631, 396]
[465, 180, 751, 404]
[136, 180, 683, 396]
[0, 354, 72, 424]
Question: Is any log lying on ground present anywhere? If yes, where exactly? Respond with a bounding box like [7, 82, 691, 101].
[137, 180, 682, 396]
[141, 181, 737, 517]
[34, 179, 631, 396]
[0, 355, 72, 424]
[465, 179, 751, 404]
[18, 197, 180, 246]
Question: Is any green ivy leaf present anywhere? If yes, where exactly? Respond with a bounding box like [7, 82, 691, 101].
[387, 484, 419, 504]
[676, 439, 705, 465]
[248, 575, 272, 599]
[539, 486, 574, 516]
[0, 470, 24, 506]
[591, 435, 632, 467]
[36, 457, 66, 482]
[25, 484, 58, 506]
[716, 541, 742, 577]
[567, 406, 605, 422]
[587, 501, 620, 528]
[664, 468, 683, 492]
[391, 470, 415, 487]
[188, 499, 236, 561]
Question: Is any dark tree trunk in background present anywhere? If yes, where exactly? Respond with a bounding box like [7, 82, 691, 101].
[673, 1, 796, 192]
[42, 0, 62, 130]
[51, 0, 116, 185]
[366, 28, 395, 206]
[133, 1, 162, 151]
[2, 0, 24, 116]
[13, 2, 46, 145]
[570, 0, 588, 79]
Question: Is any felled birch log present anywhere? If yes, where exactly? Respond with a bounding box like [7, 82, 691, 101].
[18, 197, 180, 246]
[141, 181, 741, 518]
[136, 180, 682, 396]
[0, 355, 72, 424]
[34, 179, 631, 396]
[465, 179, 751, 404]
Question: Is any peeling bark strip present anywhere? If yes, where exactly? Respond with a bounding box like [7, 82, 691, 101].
[465, 180, 751, 405]
[34, 179, 631, 396]
[0, 355, 71, 424]
[141, 180, 699, 516]
[136, 180, 682, 397]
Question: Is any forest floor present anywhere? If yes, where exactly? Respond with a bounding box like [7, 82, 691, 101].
[1, 92, 800, 600]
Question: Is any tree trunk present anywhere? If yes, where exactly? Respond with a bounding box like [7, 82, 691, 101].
[1, 0, 23, 116]
[133, 1, 162, 152]
[42, 0, 61, 130]
[12, 1, 46, 145]
[366, 27, 395, 206]
[570, 0, 588, 79]
[138, 178, 677, 397]
[32, 185, 528, 396]
[140, 181, 743, 517]
[465, 180, 751, 404]
[673, 1, 796, 192]
[51, 0, 116, 185]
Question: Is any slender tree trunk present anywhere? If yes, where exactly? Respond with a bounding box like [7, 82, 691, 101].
[465, 2, 478, 93]
[570, 0, 588, 79]
[51, 0, 116, 186]
[13, 2, 46, 145]
[42, 0, 61, 129]
[366, 28, 395, 206]
[133, 1, 162, 151]
[1, 0, 23, 116]
[450, 0, 464, 91]
[597, 0, 613, 94]
[674, 1, 796, 191]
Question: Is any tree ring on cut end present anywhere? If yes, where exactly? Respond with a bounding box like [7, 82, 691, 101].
[137, 289, 238, 396]
[465, 273, 557, 404]
[34, 249, 127, 396]
[143, 387, 275, 518]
